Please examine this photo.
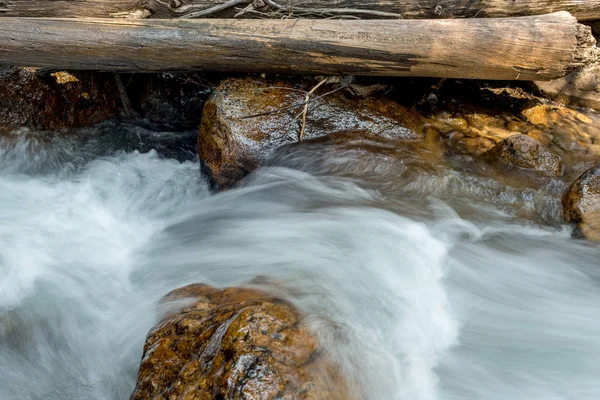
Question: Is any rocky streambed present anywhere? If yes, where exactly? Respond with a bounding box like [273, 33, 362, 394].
[1, 66, 600, 399]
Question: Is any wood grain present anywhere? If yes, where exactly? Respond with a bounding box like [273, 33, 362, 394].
[1, 0, 599, 20]
[0, 12, 595, 80]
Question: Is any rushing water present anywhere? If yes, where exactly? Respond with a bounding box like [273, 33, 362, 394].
[1, 122, 599, 400]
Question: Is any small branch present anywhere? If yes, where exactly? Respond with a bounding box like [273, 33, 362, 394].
[262, 0, 403, 18]
[169, 0, 405, 19]
[179, 0, 250, 18]
[114, 73, 137, 119]
[242, 84, 345, 119]
[299, 77, 327, 141]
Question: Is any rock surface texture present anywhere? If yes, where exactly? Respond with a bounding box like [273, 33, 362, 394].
[562, 164, 600, 241]
[130, 284, 354, 400]
[0, 67, 120, 132]
[484, 134, 565, 177]
[198, 77, 424, 188]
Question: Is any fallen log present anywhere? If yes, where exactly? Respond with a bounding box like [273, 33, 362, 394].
[1, 0, 600, 20]
[0, 12, 596, 80]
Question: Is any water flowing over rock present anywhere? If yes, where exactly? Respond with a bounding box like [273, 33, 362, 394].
[484, 134, 565, 177]
[562, 164, 600, 241]
[130, 284, 354, 400]
[0, 67, 120, 132]
[197, 77, 424, 188]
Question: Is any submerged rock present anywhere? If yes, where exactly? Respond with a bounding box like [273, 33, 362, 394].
[425, 99, 600, 175]
[198, 77, 425, 188]
[484, 134, 565, 177]
[130, 284, 353, 400]
[0, 67, 120, 132]
[562, 164, 600, 241]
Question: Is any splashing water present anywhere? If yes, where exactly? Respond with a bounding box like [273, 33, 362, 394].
[0, 123, 599, 400]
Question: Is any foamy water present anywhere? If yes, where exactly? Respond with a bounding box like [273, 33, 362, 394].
[0, 123, 599, 399]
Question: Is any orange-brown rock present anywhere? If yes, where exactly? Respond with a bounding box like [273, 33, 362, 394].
[198, 77, 425, 188]
[425, 95, 600, 173]
[562, 164, 600, 241]
[0, 67, 120, 132]
[484, 134, 565, 177]
[130, 284, 354, 400]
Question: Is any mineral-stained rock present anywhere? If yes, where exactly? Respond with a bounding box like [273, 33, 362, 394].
[484, 134, 565, 177]
[0, 67, 121, 132]
[198, 77, 425, 188]
[562, 164, 600, 241]
[130, 284, 354, 400]
[425, 100, 600, 172]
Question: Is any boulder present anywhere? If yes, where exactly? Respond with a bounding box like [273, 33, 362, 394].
[0, 67, 121, 132]
[562, 164, 600, 241]
[198, 77, 425, 188]
[130, 284, 354, 400]
[484, 134, 565, 177]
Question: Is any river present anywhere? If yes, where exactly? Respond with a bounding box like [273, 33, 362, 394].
[1, 121, 599, 400]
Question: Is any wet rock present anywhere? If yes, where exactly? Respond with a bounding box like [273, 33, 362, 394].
[126, 72, 215, 130]
[269, 129, 442, 186]
[522, 104, 594, 126]
[198, 77, 425, 188]
[562, 164, 600, 241]
[425, 100, 600, 174]
[519, 104, 600, 171]
[130, 284, 354, 400]
[0, 67, 121, 132]
[484, 134, 565, 177]
[534, 64, 600, 112]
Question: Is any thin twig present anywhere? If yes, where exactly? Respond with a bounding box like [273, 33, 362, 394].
[262, 0, 403, 18]
[113, 73, 137, 119]
[242, 85, 345, 119]
[169, 0, 404, 19]
[299, 78, 327, 141]
[180, 0, 249, 18]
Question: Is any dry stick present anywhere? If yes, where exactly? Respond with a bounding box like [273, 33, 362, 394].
[299, 77, 327, 141]
[242, 85, 346, 119]
[180, 0, 250, 18]
[113, 73, 137, 118]
[174, 0, 405, 19]
[262, 0, 403, 18]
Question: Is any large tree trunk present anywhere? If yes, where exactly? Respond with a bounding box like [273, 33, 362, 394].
[1, 0, 600, 20]
[0, 12, 595, 80]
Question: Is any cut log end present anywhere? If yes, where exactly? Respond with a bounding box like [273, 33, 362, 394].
[574, 23, 599, 68]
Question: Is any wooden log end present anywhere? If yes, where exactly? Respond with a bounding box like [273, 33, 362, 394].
[574, 23, 599, 71]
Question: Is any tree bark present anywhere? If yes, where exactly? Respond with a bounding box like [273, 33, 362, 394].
[1, 0, 599, 20]
[0, 12, 596, 80]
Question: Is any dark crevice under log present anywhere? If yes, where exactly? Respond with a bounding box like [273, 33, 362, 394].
[1, 0, 600, 20]
[0, 12, 596, 80]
